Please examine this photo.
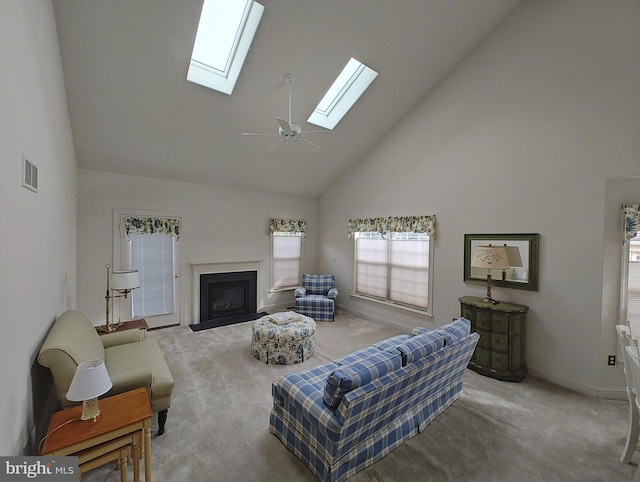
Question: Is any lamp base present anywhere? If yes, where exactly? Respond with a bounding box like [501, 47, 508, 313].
[106, 321, 121, 333]
[479, 297, 500, 305]
[80, 397, 101, 421]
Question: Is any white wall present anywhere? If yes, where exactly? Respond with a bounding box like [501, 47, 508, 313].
[77, 170, 318, 325]
[0, 1, 77, 455]
[320, 0, 640, 396]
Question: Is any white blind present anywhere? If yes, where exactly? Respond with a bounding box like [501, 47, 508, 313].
[355, 233, 429, 309]
[131, 233, 175, 317]
[390, 238, 429, 308]
[356, 238, 388, 298]
[271, 233, 302, 290]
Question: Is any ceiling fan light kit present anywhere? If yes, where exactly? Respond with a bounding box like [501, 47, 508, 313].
[242, 74, 328, 151]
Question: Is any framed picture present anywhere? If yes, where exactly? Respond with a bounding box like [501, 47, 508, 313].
[464, 233, 540, 291]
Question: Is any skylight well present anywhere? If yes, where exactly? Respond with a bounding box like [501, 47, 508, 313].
[307, 58, 378, 130]
[187, 0, 264, 95]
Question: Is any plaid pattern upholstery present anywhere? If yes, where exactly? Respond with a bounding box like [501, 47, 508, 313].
[295, 274, 338, 322]
[433, 317, 471, 345]
[396, 331, 444, 365]
[270, 322, 479, 482]
[323, 350, 402, 408]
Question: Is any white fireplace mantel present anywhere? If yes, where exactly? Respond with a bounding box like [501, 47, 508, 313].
[191, 260, 267, 324]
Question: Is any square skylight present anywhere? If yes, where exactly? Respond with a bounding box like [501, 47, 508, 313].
[307, 58, 378, 130]
[187, 0, 264, 95]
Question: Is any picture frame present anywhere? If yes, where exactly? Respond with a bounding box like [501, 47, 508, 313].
[464, 233, 540, 292]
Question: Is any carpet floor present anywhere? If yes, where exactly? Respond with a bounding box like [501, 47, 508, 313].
[83, 312, 636, 481]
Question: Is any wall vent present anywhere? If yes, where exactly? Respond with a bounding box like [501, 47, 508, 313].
[22, 154, 38, 192]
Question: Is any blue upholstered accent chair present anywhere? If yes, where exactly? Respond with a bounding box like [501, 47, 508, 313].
[294, 274, 338, 322]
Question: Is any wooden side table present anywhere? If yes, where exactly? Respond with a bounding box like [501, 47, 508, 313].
[41, 387, 152, 482]
[96, 318, 148, 338]
[459, 296, 529, 382]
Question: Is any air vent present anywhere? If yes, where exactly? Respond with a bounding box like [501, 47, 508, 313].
[22, 154, 38, 192]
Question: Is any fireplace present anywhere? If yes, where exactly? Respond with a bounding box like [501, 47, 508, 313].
[199, 271, 257, 324]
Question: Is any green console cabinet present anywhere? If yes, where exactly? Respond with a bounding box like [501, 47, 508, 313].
[459, 296, 529, 382]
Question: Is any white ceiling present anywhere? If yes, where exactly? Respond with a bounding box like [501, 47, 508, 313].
[53, 0, 522, 197]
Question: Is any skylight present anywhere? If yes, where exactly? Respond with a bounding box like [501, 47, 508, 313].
[307, 58, 378, 130]
[187, 0, 264, 95]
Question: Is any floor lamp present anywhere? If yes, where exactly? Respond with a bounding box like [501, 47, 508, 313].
[105, 264, 140, 332]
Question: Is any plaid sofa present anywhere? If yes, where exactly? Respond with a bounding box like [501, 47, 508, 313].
[269, 318, 479, 482]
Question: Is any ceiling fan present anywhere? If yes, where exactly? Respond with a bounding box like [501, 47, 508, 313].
[242, 73, 329, 151]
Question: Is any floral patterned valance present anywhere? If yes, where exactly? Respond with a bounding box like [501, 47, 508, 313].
[270, 218, 306, 234]
[624, 205, 640, 242]
[123, 216, 181, 240]
[347, 215, 436, 239]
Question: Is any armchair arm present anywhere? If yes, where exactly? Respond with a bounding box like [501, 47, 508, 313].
[100, 330, 144, 348]
[294, 286, 306, 298]
[328, 287, 338, 300]
[107, 368, 153, 396]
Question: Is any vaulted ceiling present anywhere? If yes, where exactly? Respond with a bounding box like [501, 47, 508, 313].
[53, 0, 522, 197]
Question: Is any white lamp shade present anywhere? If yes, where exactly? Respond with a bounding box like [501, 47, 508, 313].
[505, 246, 523, 267]
[66, 359, 113, 402]
[111, 269, 140, 290]
[471, 245, 511, 270]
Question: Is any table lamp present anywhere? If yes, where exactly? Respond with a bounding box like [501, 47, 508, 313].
[471, 245, 511, 304]
[105, 264, 140, 332]
[66, 359, 113, 421]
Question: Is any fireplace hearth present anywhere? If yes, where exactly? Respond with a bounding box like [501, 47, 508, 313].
[199, 271, 257, 327]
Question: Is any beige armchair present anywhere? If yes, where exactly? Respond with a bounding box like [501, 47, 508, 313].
[38, 310, 174, 435]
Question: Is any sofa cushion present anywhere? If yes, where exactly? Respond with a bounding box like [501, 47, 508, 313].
[302, 274, 335, 296]
[433, 317, 471, 346]
[372, 334, 411, 352]
[396, 331, 445, 365]
[323, 350, 401, 409]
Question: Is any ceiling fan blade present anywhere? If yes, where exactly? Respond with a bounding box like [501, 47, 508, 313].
[268, 137, 287, 151]
[300, 137, 322, 151]
[242, 132, 279, 137]
[276, 117, 293, 136]
[299, 129, 331, 135]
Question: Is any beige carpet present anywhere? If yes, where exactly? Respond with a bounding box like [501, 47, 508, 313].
[84, 312, 636, 481]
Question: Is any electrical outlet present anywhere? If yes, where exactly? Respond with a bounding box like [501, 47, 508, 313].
[608, 355, 616, 366]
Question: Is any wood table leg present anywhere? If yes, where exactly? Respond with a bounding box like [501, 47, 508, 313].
[144, 421, 152, 482]
[132, 431, 141, 482]
[118, 447, 129, 482]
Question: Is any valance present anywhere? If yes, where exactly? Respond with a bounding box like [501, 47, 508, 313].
[270, 218, 306, 234]
[123, 216, 181, 240]
[624, 205, 640, 242]
[347, 215, 436, 239]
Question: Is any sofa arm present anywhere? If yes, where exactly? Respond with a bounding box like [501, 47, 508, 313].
[294, 286, 306, 298]
[108, 368, 153, 395]
[328, 287, 338, 299]
[100, 330, 144, 348]
[273, 374, 343, 440]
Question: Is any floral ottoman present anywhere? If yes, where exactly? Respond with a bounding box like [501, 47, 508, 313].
[251, 312, 316, 365]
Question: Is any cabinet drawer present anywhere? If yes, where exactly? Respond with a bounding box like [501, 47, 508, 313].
[490, 314, 509, 333]
[476, 329, 491, 349]
[491, 351, 509, 372]
[474, 347, 491, 367]
[475, 311, 492, 330]
[491, 332, 508, 352]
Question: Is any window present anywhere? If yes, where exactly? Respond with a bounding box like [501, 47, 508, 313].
[131, 233, 175, 318]
[354, 231, 431, 311]
[271, 232, 303, 290]
[187, 0, 264, 95]
[307, 58, 378, 130]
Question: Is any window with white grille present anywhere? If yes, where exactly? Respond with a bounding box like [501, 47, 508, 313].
[270, 232, 303, 290]
[354, 231, 431, 311]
